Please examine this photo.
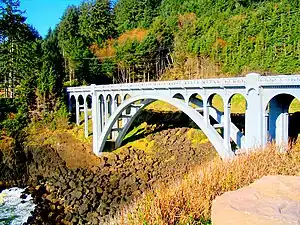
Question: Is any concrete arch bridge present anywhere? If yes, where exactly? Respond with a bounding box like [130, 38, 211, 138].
[66, 73, 300, 160]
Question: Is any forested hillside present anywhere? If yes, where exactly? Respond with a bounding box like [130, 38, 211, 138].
[56, 0, 300, 83]
[0, 0, 300, 132]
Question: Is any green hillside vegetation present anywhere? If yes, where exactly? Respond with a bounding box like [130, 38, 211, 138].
[1, 0, 300, 133]
[1, 1, 300, 224]
[98, 0, 300, 82]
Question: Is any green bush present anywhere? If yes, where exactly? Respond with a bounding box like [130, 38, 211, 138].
[2, 111, 29, 138]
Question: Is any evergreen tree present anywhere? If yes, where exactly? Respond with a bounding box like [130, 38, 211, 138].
[0, 0, 40, 98]
[114, 0, 162, 34]
[79, 0, 114, 44]
[37, 28, 65, 113]
[57, 5, 81, 84]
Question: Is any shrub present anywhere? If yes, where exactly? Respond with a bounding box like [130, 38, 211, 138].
[2, 111, 29, 138]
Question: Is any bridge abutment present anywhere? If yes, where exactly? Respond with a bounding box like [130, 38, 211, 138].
[245, 73, 264, 150]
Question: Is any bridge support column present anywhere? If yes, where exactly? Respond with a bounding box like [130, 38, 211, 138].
[203, 98, 209, 124]
[84, 100, 88, 138]
[91, 85, 99, 155]
[245, 73, 263, 150]
[269, 98, 289, 151]
[111, 99, 118, 141]
[100, 100, 105, 133]
[76, 98, 80, 125]
[263, 112, 269, 147]
[224, 103, 231, 151]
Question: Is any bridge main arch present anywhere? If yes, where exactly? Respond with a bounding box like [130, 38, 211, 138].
[96, 94, 235, 160]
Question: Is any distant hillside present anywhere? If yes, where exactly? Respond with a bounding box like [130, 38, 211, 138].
[56, 0, 300, 84]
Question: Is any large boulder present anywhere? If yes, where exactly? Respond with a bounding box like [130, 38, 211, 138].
[212, 175, 300, 225]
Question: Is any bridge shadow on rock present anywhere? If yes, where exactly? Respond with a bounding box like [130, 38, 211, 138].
[117, 110, 247, 149]
[119, 109, 198, 147]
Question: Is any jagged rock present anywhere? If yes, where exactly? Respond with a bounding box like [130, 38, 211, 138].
[78, 203, 89, 214]
[71, 190, 83, 200]
[212, 176, 300, 225]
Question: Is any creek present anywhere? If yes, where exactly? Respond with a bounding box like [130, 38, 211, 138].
[0, 187, 35, 225]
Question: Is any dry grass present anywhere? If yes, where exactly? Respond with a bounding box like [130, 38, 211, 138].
[106, 143, 300, 225]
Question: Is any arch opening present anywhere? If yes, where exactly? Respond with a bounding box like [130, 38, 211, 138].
[114, 94, 122, 129]
[228, 93, 247, 149]
[83, 95, 92, 137]
[207, 94, 224, 136]
[78, 95, 84, 105]
[99, 95, 105, 130]
[124, 94, 131, 114]
[207, 93, 224, 112]
[289, 98, 300, 144]
[173, 93, 185, 101]
[188, 94, 203, 110]
[106, 95, 112, 118]
[115, 94, 122, 106]
[69, 95, 76, 122]
[78, 95, 85, 122]
[86, 95, 92, 109]
[265, 93, 300, 147]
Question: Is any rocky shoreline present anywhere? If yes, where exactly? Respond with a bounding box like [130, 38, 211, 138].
[0, 124, 217, 224]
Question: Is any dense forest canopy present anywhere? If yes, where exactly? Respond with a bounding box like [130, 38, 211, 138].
[55, 0, 300, 84]
[0, 0, 300, 132]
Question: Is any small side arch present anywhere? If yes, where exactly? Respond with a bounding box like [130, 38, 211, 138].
[173, 93, 185, 101]
[106, 94, 113, 119]
[124, 94, 132, 114]
[69, 95, 76, 122]
[86, 94, 92, 109]
[188, 94, 203, 109]
[99, 94, 105, 130]
[207, 93, 224, 112]
[78, 95, 84, 105]
[124, 94, 131, 101]
[114, 94, 122, 106]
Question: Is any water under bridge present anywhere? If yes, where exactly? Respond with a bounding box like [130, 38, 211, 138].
[66, 73, 300, 160]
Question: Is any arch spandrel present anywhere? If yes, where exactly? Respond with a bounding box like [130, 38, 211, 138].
[96, 94, 235, 160]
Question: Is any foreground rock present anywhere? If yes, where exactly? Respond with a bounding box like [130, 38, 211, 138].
[0, 124, 216, 224]
[212, 175, 300, 225]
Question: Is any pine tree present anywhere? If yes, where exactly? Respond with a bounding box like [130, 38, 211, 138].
[114, 0, 162, 34]
[79, 0, 114, 44]
[0, 0, 40, 98]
